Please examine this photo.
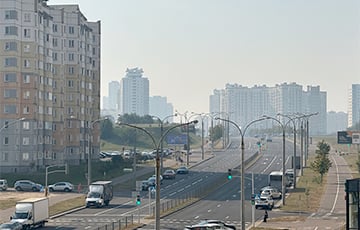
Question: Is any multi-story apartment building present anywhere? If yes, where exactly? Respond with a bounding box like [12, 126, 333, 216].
[348, 84, 360, 128]
[119, 67, 149, 116]
[209, 82, 327, 135]
[0, 0, 101, 173]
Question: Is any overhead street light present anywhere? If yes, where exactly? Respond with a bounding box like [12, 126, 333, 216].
[277, 113, 298, 188]
[215, 116, 265, 230]
[88, 117, 109, 186]
[117, 119, 198, 230]
[151, 113, 178, 173]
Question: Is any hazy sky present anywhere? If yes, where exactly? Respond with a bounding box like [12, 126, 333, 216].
[50, 0, 360, 113]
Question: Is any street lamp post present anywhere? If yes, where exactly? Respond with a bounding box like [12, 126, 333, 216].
[191, 113, 206, 160]
[215, 116, 265, 230]
[277, 113, 297, 188]
[88, 117, 108, 187]
[117, 119, 198, 230]
[264, 115, 297, 206]
[151, 113, 178, 173]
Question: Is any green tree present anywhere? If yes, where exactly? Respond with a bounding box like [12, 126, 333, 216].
[209, 124, 223, 141]
[310, 140, 332, 183]
[100, 119, 113, 139]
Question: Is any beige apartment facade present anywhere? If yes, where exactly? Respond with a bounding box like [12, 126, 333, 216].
[0, 0, 101, 173]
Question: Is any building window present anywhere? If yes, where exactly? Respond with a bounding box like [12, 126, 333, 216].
[68, 67, 74, 75]
[68, 40, 74, 48]
[52, 38, 58, 47]
[24, 44, 30, 52]
[22, 137, 30, 145]
[22, 153, 29, 160]
[68, 53, 74, 61]
[23, 91, 30, 99]
[24, 28, 30, 38]
[24, 60, 30, 68]
[23, 106, 30, 114]
[4, 41, 17, 51]
[4, 105, 17, 114]
[53, 24, 58, 32]
[4, 137, 9, 145]
[5, 26, 18, 35]
[5, 10, 18, 20]
[4, 73, 17, 82]
[69, 26, 75, 34]
[1, 152, 9, 162]
[22, 121, 30, 130]
[24, 13, 31, 22]
[53, 52, 58, 61]
[4, 89, 17, 98]
[23, 74, 30, 83]
[68, 80, 74, 88]
[5, 58, 17, 67]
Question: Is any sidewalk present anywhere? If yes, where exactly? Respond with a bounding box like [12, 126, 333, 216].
[252, 149, 351, 230]
[0, 149, 214, 224]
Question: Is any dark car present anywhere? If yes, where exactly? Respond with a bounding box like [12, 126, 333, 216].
[176, 166, 189, 174]
[163, 169, 176, 179]
[0, 222, 23, 230]
[14, 180, 42, 192]
[141, 180, 150, 191]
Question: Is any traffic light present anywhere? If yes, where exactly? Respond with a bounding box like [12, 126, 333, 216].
[227, 169, 232, 180]
[136, 194, 141, 205]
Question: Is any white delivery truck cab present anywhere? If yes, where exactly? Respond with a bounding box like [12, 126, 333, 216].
[11, 197, 49, 229]
[85, 181, 113, 208]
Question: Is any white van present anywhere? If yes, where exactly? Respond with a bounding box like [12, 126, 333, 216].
[0, 179, 8, 191]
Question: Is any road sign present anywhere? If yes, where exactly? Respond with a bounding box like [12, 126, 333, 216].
[353, 133, 360, 144]
[166, 134, 188, 144]
[337, 131, 352, 144]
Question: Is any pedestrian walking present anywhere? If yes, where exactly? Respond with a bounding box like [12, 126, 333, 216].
[263, 210, 268, 222]
[77, 183, 82, 193]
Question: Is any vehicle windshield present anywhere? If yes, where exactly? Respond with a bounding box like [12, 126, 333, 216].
[87, 192, 101, 198]
[13, 212, 28, 219]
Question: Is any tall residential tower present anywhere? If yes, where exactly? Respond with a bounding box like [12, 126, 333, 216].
[0, 0, 101, 172]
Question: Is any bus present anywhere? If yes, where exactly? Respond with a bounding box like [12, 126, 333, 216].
[268, 171, 291, 191]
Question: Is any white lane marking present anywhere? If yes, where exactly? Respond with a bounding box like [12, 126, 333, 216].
[330, 155, 340, 214]
[194, 216, 200, 219]
[262, 156, 277, 173]
[169, 192, 176, 196]
[207, 209, 212, 213]
[217, 204, 221, 208]
[94, 201, 133, 216]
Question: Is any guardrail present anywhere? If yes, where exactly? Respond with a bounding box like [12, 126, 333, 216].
[96, 215, 134, 230]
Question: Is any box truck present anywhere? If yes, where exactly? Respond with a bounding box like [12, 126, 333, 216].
[85, 181, 113, 208]
[11, 197, 49, 229]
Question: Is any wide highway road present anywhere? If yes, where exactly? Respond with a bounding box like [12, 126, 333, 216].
[45, 136, 298, 229]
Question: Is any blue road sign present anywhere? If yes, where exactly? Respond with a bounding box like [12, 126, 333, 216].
[166, 134, 188, 145]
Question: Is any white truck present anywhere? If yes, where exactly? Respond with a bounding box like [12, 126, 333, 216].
[85, 181, 113, 208]
[11, 197, 49, 229]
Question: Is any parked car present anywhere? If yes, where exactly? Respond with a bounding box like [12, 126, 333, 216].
[0, 221, 23, 230]
[176, 166, 189, 174]
[0, 179, 8, 191]
[162, 169, 176, 179]
[261, 187, 282, 199]
[14, 180, 42, 192]
[48, 182, 74, 192]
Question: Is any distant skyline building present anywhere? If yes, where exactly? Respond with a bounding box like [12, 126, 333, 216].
[108, 81, 120, 112]
[119, 67, 149, 116]
[348, 84, 360, 128]
[149, 96, 174, 122]
[327, 111, 347, 134]
[209, 82, 327, 135]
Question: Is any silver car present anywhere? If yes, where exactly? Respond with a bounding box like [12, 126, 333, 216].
[48, 182, 74, 192]
[0, 222, 23, 230]
[14, 180, 42, 192]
